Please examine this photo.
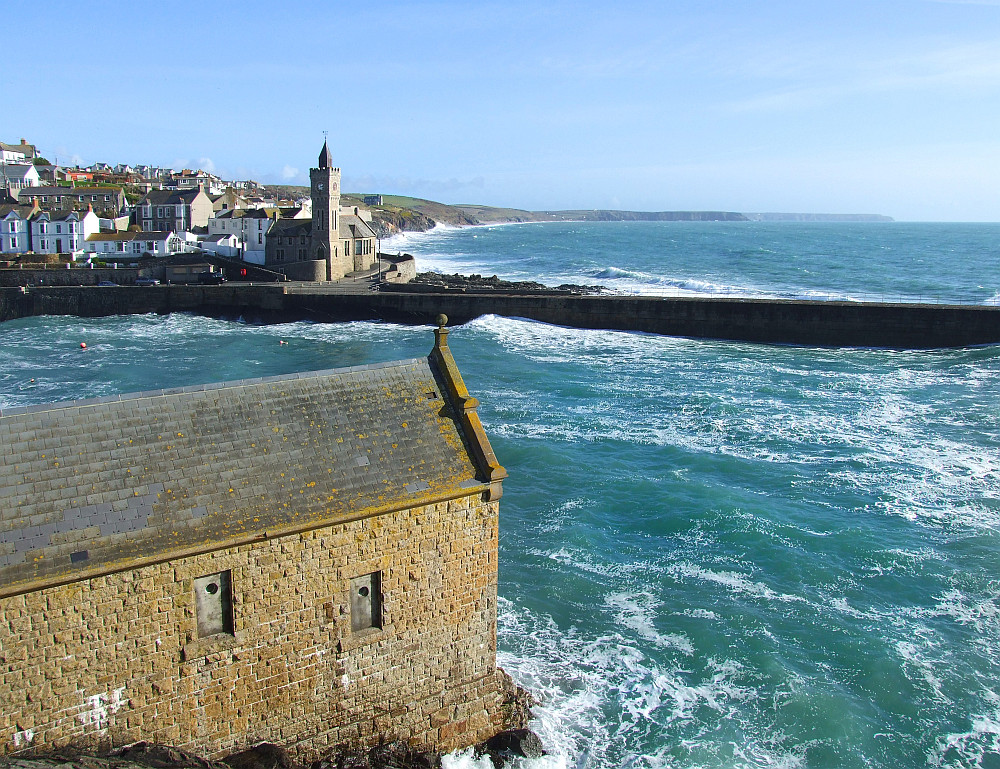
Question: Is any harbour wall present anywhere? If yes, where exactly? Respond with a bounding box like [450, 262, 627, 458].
[3, 285, 1000, 348]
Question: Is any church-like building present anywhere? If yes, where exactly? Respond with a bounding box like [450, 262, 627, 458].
[263, 141, 378, 281]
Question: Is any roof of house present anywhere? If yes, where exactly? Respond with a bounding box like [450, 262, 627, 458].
[86, 231, 173, 242]
[268, 218, 313, 237]
[0, 141, 38, 158]
[340, 214, 377, 240]
[214, 208, 280, 221]
[33, 209, 84, 222]
[140, 189, 208, 206]
[0, 334, 505, 596]
[0, 165, 39, 181]
[0, 204, 36, 219]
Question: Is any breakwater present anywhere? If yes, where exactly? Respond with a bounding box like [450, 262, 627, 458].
[3, 284, 1000, 348]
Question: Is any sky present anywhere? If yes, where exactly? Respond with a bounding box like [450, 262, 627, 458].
[5, 0, 1000, 221]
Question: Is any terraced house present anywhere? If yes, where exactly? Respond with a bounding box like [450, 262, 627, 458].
[137, 188, 213, 233]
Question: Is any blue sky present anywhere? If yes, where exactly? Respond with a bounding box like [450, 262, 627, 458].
[6, 0, 1000, 220]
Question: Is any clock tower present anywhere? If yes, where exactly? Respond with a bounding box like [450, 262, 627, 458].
[309, 139, 343, 279]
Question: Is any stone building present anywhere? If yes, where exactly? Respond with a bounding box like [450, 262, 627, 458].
[263, 141, 378, 281]
[135, 189, 213, 233]
[0, 321, 508, 761]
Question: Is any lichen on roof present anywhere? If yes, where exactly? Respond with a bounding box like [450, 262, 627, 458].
[0, 352, 497, 597]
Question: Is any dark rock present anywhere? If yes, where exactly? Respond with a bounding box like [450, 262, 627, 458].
[496, 668, 535, 731]
[110, 743, 230, 769]
[478, 730, 544, 767]
[409, 272, 603, 296]
[311, 742, 439, 769]
[223, 745, 294, 769]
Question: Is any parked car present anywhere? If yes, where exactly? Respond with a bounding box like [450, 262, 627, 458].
[135, 278, 160, 286]
[197, 271, 225, 285]
[96, 281, 118, 287]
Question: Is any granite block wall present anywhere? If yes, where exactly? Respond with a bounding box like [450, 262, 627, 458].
[0, 493, 501, 760]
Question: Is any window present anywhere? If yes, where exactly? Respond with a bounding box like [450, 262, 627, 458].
[56, 224, 62, 234]
[10, 236, 16, 249]
[194, 571, 234, 637]
[39, 223, 47, 234]
[276, 248, 284, 262]
[351, 572, 382, 632]
[257, 233, 262, 244]
[147, 241, 155, 251]
[40, 239, 47, 250]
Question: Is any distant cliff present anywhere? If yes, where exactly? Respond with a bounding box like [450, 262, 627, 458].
[368, 208, 437, 238]
[537, 210, 748, 222]
[744, 212, 895, 222]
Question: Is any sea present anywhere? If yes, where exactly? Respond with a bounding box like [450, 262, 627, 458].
[3, 221, 1000, 769]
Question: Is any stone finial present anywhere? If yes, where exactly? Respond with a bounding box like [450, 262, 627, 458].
[434, 314, 449, 350]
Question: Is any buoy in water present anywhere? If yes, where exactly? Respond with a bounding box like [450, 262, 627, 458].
[80, 342, 87, 349]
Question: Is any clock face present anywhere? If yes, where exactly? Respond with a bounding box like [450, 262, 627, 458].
[317, 182, 325, 190]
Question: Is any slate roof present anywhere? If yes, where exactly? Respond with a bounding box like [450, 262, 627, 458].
[269, 218, 313, 237]
[86, 231, 173, 242]
[340, 214, 376, 240]
[140, 189, 205, 205]
[0, 346, 503, 596]
[0, 165, 38, 182]
[0, 204, 35, 219]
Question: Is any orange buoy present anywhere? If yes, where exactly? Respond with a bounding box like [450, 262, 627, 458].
[80, 342, 87, 349]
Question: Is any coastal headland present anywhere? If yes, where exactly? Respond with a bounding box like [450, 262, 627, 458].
[3, 280, 998, 349]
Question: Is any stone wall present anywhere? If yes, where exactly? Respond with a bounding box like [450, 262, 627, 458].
[281, 260, 327, 282]
[0, 494, 502, 761]
[6, 284, 1000, 349]
[0, 268, 143, 288]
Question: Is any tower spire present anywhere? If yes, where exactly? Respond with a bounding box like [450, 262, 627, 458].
[318, 134, 333, 169]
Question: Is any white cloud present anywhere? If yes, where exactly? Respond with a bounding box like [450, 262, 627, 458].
[282, 165, 299, 180]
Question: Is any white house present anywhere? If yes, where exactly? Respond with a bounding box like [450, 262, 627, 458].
[207, 208, 283, 264]
[29, 208, 101, 255]
[199, 232, 241, 258]
[85, 230, 183, 257]
[1, 163, 41, 196]
[0, 140, 38, 163]
[0, 204, 36, 254]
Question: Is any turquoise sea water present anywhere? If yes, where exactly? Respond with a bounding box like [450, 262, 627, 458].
[3, 222, 1000, 768]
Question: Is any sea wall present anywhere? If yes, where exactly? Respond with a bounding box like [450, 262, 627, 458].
[4, 285, 1000, 348]
[297, 291, 1000, 349]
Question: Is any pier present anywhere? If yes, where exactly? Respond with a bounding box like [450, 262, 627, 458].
[3, 283, 1000, 349]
